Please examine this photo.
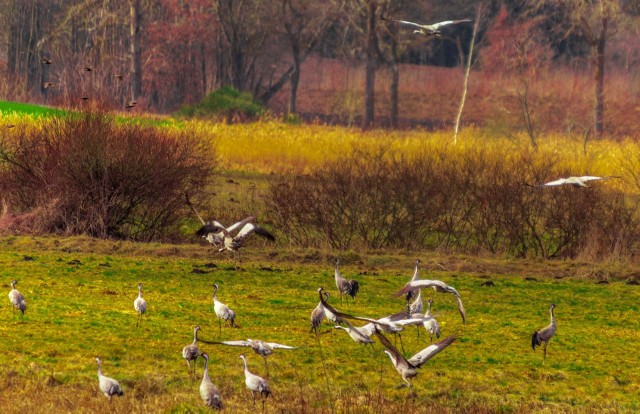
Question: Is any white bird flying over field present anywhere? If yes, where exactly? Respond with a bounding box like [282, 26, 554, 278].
[527, 176, 620, 188]
[380, 15, 471, 37]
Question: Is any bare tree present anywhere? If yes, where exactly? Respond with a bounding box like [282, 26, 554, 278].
[280, 0, 335, 114]
[527, 0, 628, 138]
[129, 0, 142, 102]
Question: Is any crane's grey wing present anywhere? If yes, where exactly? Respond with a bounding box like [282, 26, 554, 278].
[429, 19, 472, 30]
[540, 178, 568, 187]
[394, 317, 431, 326]
[226, 216, 256, 235]
[381, 16, 425, 29]
[234, 222, 275, 243]
[579, 175, 619, 182]
[407, 336, 456, 367]
[374, 329, 412, 366]
[220, 340, 252, 347]
[396, 279, 440, 296]
[264, 342, 298, 350]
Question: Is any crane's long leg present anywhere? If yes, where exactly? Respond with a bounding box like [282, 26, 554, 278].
[263, 356, 270, 378]
[252, 390, 256, 405]
[543, 341, 548, 363]
[397, 333, 405, 354]
[218, 318, 222, 335]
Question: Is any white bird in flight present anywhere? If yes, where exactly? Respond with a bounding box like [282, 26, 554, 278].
[381, 15, 471, 37]
[528, 175, 620, 188]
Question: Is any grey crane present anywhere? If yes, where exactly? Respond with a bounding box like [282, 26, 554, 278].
[397, 279, 466, 324]
[213, 284, 236, 332]
[375, 329, 456, 396]
[196, 217, 275, 256]
[8, 280, 26, 316]
[96, 357, 124, 402]
[381, 15, 471, 37]
[182, 325, 201, 377]
[334, 319, 376, 345]
[532, 303, 557, 363]
[310, 288, 327, 334]
[133, 282, 147, 328]
[239, 354, 272, 410]
[528, 175, 620, 188]
[200, 353, 223, 410]
[409, 290, 423, 314]
[214, 339, 297, 376]
[405, 259, 422, 303]
[424, 299, 441, 342]
[186, 193, 245, 249]
[333, 259, 359, 303]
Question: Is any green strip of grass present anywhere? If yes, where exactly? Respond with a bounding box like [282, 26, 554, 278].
[0, 100, 66, 117]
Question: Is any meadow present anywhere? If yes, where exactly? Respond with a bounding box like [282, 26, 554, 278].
[0, 236, 639, 413]
[2, 103, 640, 412]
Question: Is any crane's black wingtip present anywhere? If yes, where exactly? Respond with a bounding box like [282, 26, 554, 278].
[255, 226, 276, 241]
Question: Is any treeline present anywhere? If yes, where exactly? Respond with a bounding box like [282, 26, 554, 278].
[1, 1, 639, 135]
[266, 147, 640, 259]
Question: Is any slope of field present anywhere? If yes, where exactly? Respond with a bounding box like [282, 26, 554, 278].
[0, 236, 638, 413]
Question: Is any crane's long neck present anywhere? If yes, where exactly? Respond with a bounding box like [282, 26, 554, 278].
[138, 286, 143, 298]
[411, 262, 419, 282]
[203, 358, 210, 381]
[10, 281, 16, 290]
[97, 361, 103, 377]
[550, 307, 556, 327]
[193, 328, 199, 344]
[213, 287, 218, 301]
[426, 300, 432, 316]
[241, 357, 249, 374]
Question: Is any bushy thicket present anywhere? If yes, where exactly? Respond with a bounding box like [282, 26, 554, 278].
[266, 147, 640, 258]
[176, 86, 265, 121]
[0, 112, 214, 240]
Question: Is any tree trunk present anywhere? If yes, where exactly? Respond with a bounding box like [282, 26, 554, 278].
[129, 0, 142, 101]
[593, 17, 607, 138]
[289, 41, 301, 114]
[363, 0, 377, 130]
[389, 24, 399, 128]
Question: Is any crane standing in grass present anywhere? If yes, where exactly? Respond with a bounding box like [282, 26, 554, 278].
[213, 284, 236, 332]
[182, 325, 201, 377]
[8, 280, 26, 316]
[424, 299, 441, 342]
[199, 353, 223, 410]
[239, 354, 272, 410]
[133, 283, 147, 328]
[96, 357, 124, 402]
[333, 259, 359, 303]
[532, 304, 557, 363]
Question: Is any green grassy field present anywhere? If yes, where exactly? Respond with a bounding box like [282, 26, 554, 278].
[1, 236, 638, 413]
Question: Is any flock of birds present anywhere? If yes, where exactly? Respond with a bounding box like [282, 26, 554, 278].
[8, 249, 559, 410]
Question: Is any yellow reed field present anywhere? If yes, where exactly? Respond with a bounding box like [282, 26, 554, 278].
[1, 110, 637, 192]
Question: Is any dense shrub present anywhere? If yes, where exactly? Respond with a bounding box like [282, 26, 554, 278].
[0, 112, 214, 240]
[176, 86, 265, 121]
[266, 147, 640, 258]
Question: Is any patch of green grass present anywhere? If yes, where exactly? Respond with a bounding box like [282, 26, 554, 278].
[0, 236, 638, 412]
[0, 100, 67, 117]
